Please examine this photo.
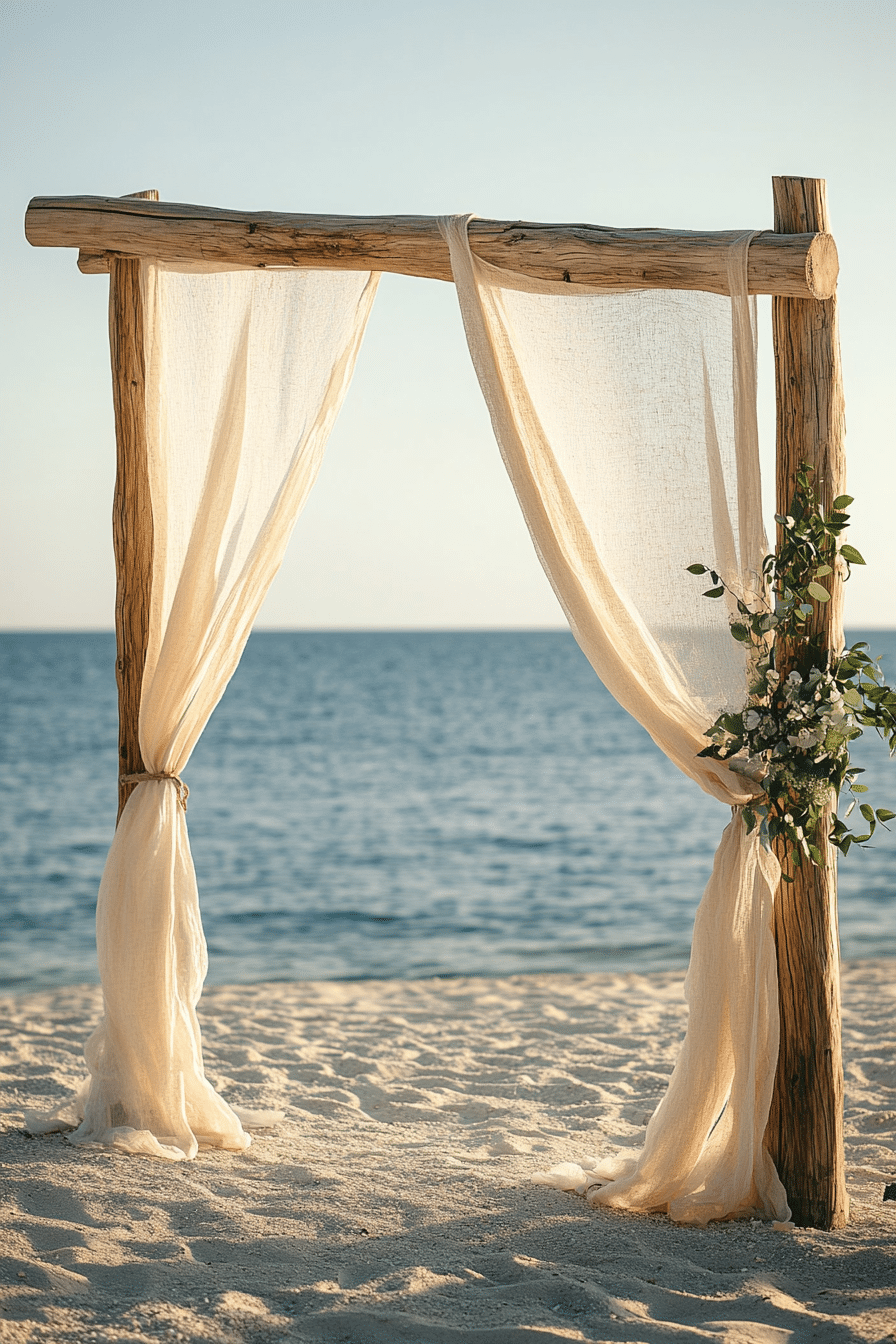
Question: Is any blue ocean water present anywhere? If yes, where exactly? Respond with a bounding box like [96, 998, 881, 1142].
[1, 630, 894, 993]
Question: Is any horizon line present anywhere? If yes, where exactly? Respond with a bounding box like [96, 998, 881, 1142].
[0, 624, 576, 635]
[3, 624, 896, 635]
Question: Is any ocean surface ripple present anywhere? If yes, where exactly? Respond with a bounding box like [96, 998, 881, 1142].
[1, 630, 894, 992]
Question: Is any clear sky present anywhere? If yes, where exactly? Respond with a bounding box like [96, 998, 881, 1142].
[2, 0, 893, 628]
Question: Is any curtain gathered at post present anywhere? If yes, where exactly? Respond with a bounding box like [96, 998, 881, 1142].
[440, 215, 789, 1225]
[27, 262, 378, 1159]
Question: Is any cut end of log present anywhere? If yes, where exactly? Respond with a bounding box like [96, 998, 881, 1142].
[78, 250, 111, 274]
[805, 232, 839, 300]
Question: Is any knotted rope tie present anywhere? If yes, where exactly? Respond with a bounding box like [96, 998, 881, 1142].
[120, 772, 189, 811]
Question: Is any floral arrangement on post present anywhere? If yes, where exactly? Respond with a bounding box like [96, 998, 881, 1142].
[690, 467, 896, 873]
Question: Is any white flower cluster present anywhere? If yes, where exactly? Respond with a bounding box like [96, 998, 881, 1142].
[710, 663, 854, 799]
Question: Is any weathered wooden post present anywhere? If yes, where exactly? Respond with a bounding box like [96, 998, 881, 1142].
[108, 190, 156, 821]
[764, 176, 848, 1229]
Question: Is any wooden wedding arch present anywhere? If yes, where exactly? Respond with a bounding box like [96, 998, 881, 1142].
[25, 175, 846, 1229]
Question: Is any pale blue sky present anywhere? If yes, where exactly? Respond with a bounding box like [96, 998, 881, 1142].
[2, 0, 894, 627]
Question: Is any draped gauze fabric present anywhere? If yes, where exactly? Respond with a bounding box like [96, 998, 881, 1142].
[28, 262, 378, 1160]
[440, 216, 789, 1225]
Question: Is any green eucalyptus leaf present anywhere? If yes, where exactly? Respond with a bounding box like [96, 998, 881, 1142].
[711, 477, 896, 870]
[686, 563, 707, 574]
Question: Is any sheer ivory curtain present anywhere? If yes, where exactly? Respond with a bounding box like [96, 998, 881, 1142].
[28, 261, 378, 1160]
[440, 216, 789, 1225]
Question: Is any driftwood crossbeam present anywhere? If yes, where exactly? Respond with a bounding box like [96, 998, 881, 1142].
[24, 177, 847, 1230]
[25, 193, 838, 298]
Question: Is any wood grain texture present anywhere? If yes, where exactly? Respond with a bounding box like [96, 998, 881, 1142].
[765, 176, 848, 1230]
[110, 191, 157, 821]
[22, 194, 837, 297]
[109, 247, 153, 822]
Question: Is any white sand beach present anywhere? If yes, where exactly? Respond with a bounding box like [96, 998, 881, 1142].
[1, 961, 894, 1343]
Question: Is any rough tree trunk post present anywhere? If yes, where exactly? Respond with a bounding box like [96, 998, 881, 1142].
[109, 190, 157, 822]
[765, 176, 848, 1229]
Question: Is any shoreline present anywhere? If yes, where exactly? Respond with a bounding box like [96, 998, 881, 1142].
[2, 963, 894, 1341]
[4, 952, 893, 1000]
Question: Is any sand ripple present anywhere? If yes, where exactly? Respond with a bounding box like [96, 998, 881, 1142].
[1, 963, 894, 1341]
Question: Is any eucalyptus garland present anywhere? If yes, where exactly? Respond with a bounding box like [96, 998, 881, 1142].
[689, 467, 896, 872]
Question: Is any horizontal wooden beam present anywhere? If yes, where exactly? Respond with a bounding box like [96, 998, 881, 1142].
[24, 194, 838, 298]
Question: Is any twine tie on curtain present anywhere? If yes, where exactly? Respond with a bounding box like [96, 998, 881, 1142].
[120, 771, 189, 811]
